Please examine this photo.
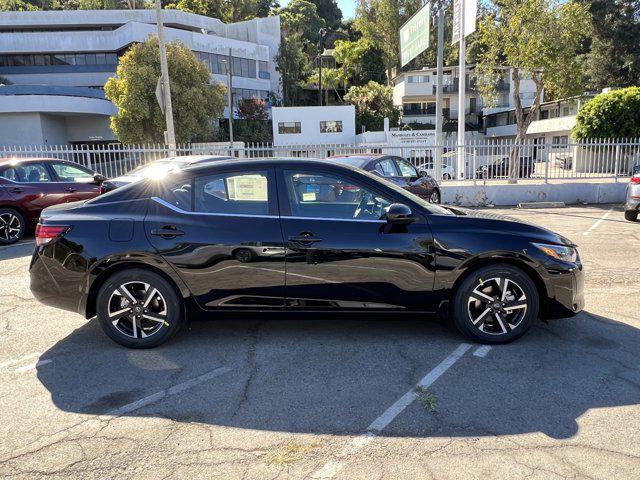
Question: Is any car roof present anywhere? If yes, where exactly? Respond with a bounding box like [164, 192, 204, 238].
[154, 155, 233, 163]
[0, 157, 60, 166]
[181, 157, 365, 175]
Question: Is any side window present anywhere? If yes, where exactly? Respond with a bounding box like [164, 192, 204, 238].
[160, 180, 193, 211]
[374, 159, 398, 177]
[1, 167, 20, 182]
[21, 163, 51, 183]
[195, 171, 269, 215]
[395, 158, 418, 178]
[284, 170, 391, 220]
[51, 162, 94, 182]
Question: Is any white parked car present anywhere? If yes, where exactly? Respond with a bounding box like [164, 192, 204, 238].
[415, 160, 456, 180]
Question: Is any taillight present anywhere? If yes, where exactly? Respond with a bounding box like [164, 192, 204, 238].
[35, 224, 70, 246]
[99, 185, 107, 194]
[630, 176, 640, 185]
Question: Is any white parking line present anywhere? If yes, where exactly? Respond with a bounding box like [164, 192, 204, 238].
[15, 358, 52, 373]
[583, 208, 614, 236]
[310, 343, 472, 480]
[0, 352, 41, 369]
[108, 366, 231, 416]
[473, 345, 492, 358]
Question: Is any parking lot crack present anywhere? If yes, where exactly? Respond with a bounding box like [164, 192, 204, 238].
[231, 320, 263, 418]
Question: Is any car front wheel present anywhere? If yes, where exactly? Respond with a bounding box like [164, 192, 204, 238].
[0, 208, 25, 245]
[429, 189, 441, 204]
[452, 264, 539, 344]
[96, 269, 183, 348]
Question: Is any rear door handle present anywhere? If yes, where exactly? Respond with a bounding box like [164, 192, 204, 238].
[288, 235, 322, 244]
[9, 187, 23, 194]
[65, 187, 77, 193]
[151, 227, 185, 238]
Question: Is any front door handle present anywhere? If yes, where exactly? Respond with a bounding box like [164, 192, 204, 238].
[9, 187, 23, 194]
[151, 226, 185, 238]
[65, 187, 77, 193]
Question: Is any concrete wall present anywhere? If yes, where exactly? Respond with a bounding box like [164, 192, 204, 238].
[39, 114, 68, 145]
[272, 106, 356, 146]
[66, 116, 116, 143]
[441, 181, 628, 207]
[0, 112, 45, 145]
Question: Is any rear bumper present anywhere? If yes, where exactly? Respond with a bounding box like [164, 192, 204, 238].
[29, 248, 87, 315]
[625, 198, 640, 211]
[541, 263, 585, 320]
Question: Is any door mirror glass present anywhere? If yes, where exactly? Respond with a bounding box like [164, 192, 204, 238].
[386, 203, 415, 224]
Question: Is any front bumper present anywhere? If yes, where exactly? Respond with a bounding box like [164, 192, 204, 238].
[540, 262, 585, 319]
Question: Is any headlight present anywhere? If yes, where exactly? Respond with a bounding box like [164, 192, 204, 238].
[532, 243, 578, 263]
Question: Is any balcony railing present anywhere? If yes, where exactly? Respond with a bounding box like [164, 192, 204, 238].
[402, 107, 451, 118]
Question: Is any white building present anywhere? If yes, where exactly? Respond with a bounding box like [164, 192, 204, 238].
[272, 105, 356, 148]
[393, 65, 539, 128]
[0, 9, 281, 146]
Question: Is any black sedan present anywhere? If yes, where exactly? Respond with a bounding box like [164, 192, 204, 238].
[30, 158, 584, 348]
[328, 154, 442, 203]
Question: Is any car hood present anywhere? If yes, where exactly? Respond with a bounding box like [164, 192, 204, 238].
[441, 206, 577, 247]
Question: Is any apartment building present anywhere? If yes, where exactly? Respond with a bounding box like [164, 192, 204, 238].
[393, 66, 539, 129]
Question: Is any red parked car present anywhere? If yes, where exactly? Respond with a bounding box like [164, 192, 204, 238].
[0, 157, 105, 244]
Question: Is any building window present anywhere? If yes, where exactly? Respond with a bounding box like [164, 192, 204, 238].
[0, 52, 119, 68]
[320, 121, 343, 133]
[552, 136, 569, 148]
[278, 122, 301, 134]
[258, 60, 270, 79]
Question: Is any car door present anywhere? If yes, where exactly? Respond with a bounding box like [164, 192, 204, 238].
[144, 168, 286, 310]
[277, 166, 437, 311]
[48, 161, 101, 202]
[392, 157, 435, 200]
[2, 162, 65, 220]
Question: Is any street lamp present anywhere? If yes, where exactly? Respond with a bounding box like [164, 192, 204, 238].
[220, 49, 234, 154]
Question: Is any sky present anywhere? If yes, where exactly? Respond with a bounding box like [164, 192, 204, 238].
[279, 0, 357, 20]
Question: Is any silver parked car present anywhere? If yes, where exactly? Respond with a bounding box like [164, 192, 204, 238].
[624, 164, 640, 222]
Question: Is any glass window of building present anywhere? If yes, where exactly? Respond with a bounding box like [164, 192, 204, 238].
[278, 122, 301, 134]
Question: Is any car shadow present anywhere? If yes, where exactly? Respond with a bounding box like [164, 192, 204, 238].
[36, 311, 640, 440]
[0, 240, 35, 261]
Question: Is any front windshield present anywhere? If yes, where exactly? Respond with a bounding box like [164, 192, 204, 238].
[358, 167, 454, 215]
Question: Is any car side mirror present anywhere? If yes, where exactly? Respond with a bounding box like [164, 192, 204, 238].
[386, 203, 415, 225]
[93, 173, 106, 184]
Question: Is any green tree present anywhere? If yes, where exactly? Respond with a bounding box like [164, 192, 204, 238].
[573, 87, 640, 139]
[333, 38, 386, 87]
[475, 0, 591, 182]
[237, 98, 268, 121]
[354, 0, 421, 83]
[275, 34, 310, 106]
[344, 81, 400, 132]
[275, 0, 326, 48]
[307, 0, 342, 30]
[104, 36, 226, 144]
[580, 1, 640, 90]
[165, 0, 223, 17]
[0, 0, 58, 10]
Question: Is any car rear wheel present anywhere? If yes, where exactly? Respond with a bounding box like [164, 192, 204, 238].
[452, 264, 539, 344]
[624, 210, 638, 222]
[96, 269, 183, 348]
[0, 208, 25, 245]
[443, 173, 452, 180]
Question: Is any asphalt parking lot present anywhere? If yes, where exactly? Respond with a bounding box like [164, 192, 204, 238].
[0, 204, 639, 479]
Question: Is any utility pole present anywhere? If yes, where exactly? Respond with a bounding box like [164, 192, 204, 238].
[227, 48, 234, 152]
[456, 0, 466, 179]
[317, 28, 327, 107]
[435, 3, 445, 182]
[155, 0, 176, 149]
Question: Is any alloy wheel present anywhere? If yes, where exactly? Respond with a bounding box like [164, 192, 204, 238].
[0, 213, 21, 241]
[107, 281, 168, 339]
[430, 191, 440, 203]
[467, 277, 528, 335]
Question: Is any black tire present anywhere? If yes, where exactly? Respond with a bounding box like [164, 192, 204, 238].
[0, 207, 26, 245]
[96, 269, 184, 348]
[443, 173, 452, 180]
[452, 264, 539, 344]
[624, 210, 638, 222]
[429, 189, 441, 204]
